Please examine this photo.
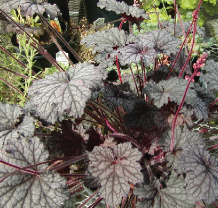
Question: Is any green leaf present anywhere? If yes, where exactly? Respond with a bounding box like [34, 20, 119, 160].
[204, 0, 216, 5]
[178, 0, 197, 9]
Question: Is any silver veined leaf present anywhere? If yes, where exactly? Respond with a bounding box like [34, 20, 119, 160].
[88, 142, 143, 207]
[0, 136, 69, 207]
[0, 103, 35, 148]
[117, 39, 157, 66]
[94, 51, 116, 68]
[25, 62, 107, 124]
[81, 27, 139, 54]
[178, 143, 218, 203]
[182, 96, 208, 120]
[162, 21, 205, 38]
[194, 83, 216, 106]
[159, 126, 203, 172]
[138, 30, 181, 55]
[0, 0, 60, 18]
[135, 171, 196, 208]
[169, 50, 192, 75]
[143, 77, 196, 108]
[97, 0, 149, 20]
[203, 60, 218, 90]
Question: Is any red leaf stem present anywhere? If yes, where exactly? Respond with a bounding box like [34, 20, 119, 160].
[115, 55, 123, 84]
[78, 190, 98, 208]
[0, 66, 29, 79]
[119, 18, 127, 30]
[0, 159, 39, 175]
[170, 53, 207, 152]
[0, 76, 25, 97]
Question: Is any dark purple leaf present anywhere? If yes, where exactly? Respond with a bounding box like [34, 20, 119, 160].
[178, 143, 218, 203]
[0, 136, 69, 207]
[88, 142, 143, 207]
[25, 62, 107, 124]
[103, 83, 137, 113]
[124, 100, 158, 131]
[147, 65, 173, 83]
[154, 103, 175, 129]
[169, 50, 192, 75]
[86, 127, 104, 151]
[47, 120, 87, 157]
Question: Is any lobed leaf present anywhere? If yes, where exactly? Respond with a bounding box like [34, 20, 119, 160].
[0, 136, 69, 207]
[47, 120, 87, 157]
[143, 77, 197, 108]
[147, 65, 173, 83]
[182, 96, 208, 120]
[135, 171, 195, 208]
[162, 21, 205, 38]
[117, 39, 157, 66]
[81, 27, 138, 54]
[97, 0, 149, 20]
[88, 142, 143, 207]
[194, 83, 216, 106]
[178, 143, 218, 203]
[0, 103, 35, 148]
[25, 63, 107, 124]
[159, 126, 203, 172]
[138, 30, 181, 55]
[0, 0, 60, 18]
[124, 100, 158, 131]
[203, 60, 218, 90]
[169, 50, 192, 75]
[103, 83, 137, 113]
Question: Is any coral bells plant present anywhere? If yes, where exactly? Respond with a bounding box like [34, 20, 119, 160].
[1, 0, 218, 207]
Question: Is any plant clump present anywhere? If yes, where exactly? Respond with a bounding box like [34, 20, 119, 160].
[0, 0, 218, 208]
